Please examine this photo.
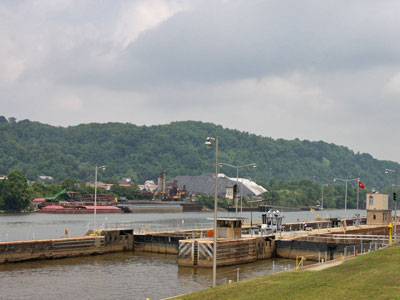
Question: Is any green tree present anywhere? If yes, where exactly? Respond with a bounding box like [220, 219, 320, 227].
[0, 171, 32, 211]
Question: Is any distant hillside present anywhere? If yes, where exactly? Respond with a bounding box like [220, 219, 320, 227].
[0, 116, 398, 189]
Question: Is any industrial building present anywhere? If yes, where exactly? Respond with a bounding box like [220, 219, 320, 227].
[166, 173, 267, 198]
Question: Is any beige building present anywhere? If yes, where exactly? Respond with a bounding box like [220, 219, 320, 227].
[366, 193, 392, 225]
[211, 217, 244, 239]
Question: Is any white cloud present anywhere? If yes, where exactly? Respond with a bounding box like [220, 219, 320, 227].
[112, 0, 188, 50]
[384, 71, 400, 95]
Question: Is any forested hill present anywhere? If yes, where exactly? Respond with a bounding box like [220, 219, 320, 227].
[0, 116, 398, 189]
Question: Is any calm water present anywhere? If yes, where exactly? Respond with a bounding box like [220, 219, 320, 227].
[0, 209, 366, 300]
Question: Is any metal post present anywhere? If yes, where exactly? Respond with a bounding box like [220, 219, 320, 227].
[318, 252, 321, 263]
[236, 268, 240, 282]
[325, 251, 327, 262]
[395, 170, 398, 241]
[345, 180, 348, 221]
[94, 166, 98, 235]
[213, 137, 219, 288]
[236, 167, 239, 216]
[357, 176, 360, 210]
[272, 261, 275, 274]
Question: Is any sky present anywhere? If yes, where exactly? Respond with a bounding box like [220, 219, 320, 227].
[1, 0, 400, 162]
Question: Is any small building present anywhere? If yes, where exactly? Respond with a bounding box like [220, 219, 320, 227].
[215, 217, 245, 239]
[366, 193, 392, 225]
[138, 180, 158, 192]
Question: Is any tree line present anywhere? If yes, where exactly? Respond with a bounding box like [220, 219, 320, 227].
[0, 170, 396, 212]
[0, 116, 398, 192]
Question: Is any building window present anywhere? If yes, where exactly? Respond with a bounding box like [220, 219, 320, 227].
[373, 214, 376, 220]
[369, 195, 374, 206]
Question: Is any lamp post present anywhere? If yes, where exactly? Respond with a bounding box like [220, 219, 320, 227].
[218, 162, 256, 216]
[205, 137, 218, 287]
[333, 177, 357, 221]
[385, 168, 398, 240]
[321, 184, 328, 211]
[94, 165, 105, 235]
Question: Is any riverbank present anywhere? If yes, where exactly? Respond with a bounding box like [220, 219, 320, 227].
[171, 243, 400, 300]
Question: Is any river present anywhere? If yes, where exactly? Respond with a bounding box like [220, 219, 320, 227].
[0, 209, 366, 300]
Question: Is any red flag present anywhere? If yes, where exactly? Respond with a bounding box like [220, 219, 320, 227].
[358, 175, 365, 189]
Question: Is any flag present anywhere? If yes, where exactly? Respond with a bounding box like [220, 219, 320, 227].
[358, 175, 365, 189]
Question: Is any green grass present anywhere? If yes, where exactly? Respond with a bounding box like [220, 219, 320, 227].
[173, 244, 400, 300]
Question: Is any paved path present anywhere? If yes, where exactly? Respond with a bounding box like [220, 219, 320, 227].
[305, 259, 344, 271]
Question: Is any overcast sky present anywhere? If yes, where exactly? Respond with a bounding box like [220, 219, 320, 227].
[1, 0, 400, 162]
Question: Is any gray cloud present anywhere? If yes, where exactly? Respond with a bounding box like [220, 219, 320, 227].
[1, 0, 400, 162]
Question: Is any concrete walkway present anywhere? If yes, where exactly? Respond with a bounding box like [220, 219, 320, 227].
[304, 259, 344, 271]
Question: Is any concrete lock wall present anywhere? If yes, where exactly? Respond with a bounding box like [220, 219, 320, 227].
[276, 240, 352, 261]
[178, 237, 275, 268]
[0, 237, 105, 264]
[134, 234, 181, 254]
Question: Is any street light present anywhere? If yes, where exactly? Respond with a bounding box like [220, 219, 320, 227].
[333, 177, 357, 221]
[218, 162, 256, 215]
[321, 184, 328, 211]
[94, 165, 106, 235]
[205, 136, 218, 288]
[385, 168, 398, 240]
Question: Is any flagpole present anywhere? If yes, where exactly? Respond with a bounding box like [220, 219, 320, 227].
[357, 175, 360, 210]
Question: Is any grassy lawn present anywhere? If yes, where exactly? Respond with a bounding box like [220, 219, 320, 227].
[172, 244, 400, 300]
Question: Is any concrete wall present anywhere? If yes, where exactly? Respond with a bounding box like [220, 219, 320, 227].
[0, 237, 105, 264]
[134, 234, 181, 254]
[178, 237, 275, 268]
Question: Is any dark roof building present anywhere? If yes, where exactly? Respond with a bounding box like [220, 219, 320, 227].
[167, 173, 267, 197]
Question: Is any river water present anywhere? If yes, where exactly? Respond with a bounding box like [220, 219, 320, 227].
[0, 209, 366, 300]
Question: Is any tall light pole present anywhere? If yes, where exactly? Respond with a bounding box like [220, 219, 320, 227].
[205, 136, 218, 287]
[94, 165, 105, 235]
[218, 162, 256, 216]
[333, 177, 357, 221]
[321, 184, 328, 211]
[385, 168, 398, 240]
